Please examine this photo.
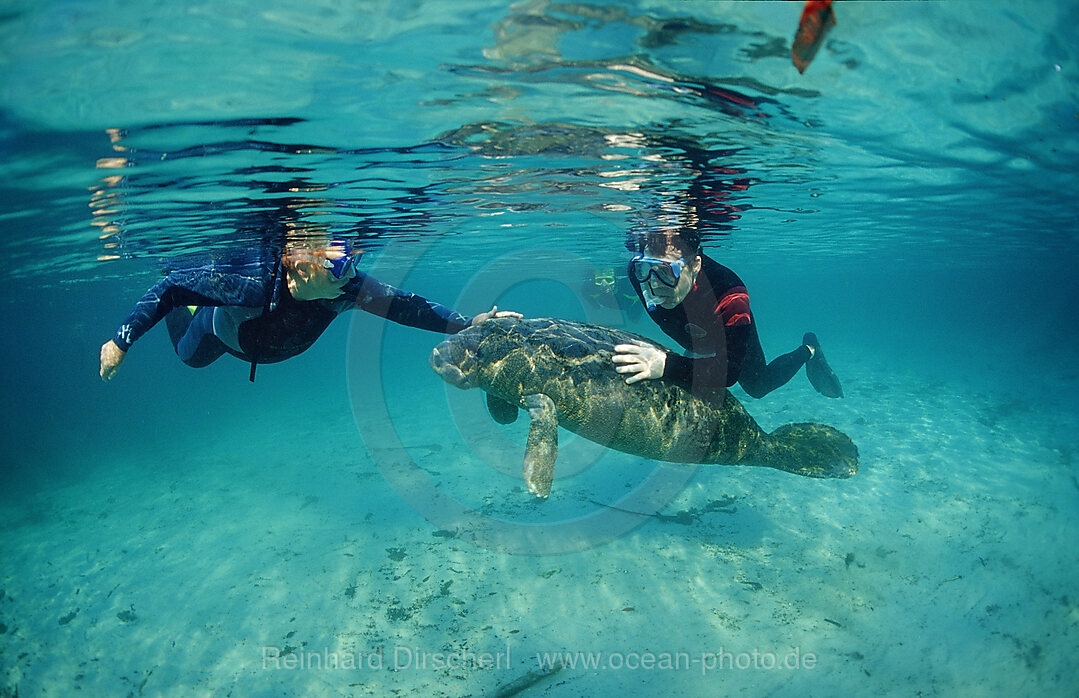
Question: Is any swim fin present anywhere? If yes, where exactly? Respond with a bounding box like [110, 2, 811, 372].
[792, 0, 835, 74]
[803, 332, 843, 398]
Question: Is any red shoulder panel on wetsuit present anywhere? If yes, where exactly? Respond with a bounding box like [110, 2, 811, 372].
[716, 286, 752, 327]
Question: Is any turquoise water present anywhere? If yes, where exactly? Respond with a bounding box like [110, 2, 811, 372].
[2, 0, 1078, 695]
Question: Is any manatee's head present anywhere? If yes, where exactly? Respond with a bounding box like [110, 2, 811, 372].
[430, 329, 481, 389]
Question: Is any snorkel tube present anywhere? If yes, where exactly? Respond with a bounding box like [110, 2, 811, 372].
[641, 285, 661, 313]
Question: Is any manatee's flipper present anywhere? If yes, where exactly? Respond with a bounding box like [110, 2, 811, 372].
[762, 422, 858, 478]
[486, 393, 519, 425]
[522, 393, 558, 498]
[804, 332, 843, 398]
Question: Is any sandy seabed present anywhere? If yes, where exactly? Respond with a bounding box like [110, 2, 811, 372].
[2, 353, 1077, 697]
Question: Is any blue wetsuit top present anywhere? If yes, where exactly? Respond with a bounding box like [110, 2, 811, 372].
[112, 252, 471, 363]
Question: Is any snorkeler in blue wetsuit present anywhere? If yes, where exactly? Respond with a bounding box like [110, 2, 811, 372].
[99, 240, 520, 381]
[611, 229, 843, 400]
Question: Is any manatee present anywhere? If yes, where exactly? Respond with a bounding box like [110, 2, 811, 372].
[430, 317, 858, 498]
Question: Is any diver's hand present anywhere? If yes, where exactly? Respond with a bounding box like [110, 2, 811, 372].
[612, 342, 666, 384]
[470, 305, 523, 326]
[100, 340, 126, 381]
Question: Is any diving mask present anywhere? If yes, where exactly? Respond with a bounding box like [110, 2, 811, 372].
[323, 240, 363, 281]
[630, 255, 685, 288]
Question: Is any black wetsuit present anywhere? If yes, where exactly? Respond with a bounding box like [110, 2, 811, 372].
[628, 254, 811, 400]
[112, 251, 471, 373]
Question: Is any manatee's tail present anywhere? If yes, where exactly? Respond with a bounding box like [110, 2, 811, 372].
[755, 422, 858, 478]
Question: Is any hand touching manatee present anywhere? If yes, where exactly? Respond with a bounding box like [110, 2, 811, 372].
[611, 341, 667, 384]
[470, 305, 523, 326]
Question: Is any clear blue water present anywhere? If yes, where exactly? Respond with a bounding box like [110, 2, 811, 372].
[2, 1, 1078, 695]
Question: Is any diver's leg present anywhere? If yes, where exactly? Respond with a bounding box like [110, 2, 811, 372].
[165, 306, 227, 368]
[164, 305, 195, 347]
[737, 325, 811, 399]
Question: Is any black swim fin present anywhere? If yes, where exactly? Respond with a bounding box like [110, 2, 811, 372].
[803, 332, 843, 398]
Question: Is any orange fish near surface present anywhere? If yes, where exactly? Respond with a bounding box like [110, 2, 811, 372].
[792, 0, 836, 73]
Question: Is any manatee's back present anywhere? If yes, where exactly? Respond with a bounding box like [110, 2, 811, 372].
[474, 318, 634, 410]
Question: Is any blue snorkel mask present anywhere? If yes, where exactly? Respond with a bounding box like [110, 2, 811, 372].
[630, 255, 685, 288]
[323, 240, 363, 281]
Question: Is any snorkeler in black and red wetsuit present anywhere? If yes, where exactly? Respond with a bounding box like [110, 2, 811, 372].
[612, 229, 843, 401]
